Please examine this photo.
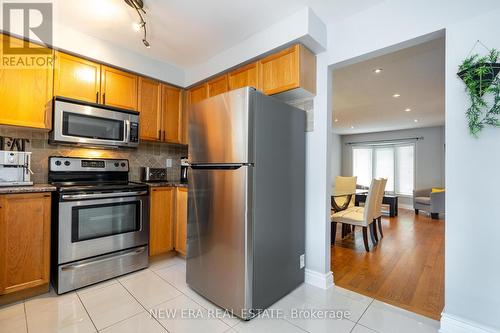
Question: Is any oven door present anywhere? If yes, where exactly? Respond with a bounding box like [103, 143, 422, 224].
[52, 99, 138, 148]
[57, 191, 149, 264]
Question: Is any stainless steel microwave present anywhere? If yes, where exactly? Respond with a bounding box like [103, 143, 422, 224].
[50, 97, 139, 148]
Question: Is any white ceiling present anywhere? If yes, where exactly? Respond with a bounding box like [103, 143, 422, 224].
[332, 37, 445, 135]
[54, 0, 381, 68]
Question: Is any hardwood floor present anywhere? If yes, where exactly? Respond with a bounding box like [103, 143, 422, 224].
[330, 209, 444, 320]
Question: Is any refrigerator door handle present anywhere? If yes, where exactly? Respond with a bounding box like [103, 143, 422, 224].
[190, 163, 253, 170]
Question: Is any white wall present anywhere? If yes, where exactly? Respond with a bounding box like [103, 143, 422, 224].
[339, 126, 445, 206]
[185, 7, 327, 86]
[323, 0, 500, 330]
[330, 132, 342, 183]
[443, 8, 500, 331]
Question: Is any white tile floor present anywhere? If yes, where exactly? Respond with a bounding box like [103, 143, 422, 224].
[0, 255, 441, 333]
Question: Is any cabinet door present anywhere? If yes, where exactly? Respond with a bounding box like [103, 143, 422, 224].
[150, 187, 175, 256]
[175, 187, 188, 256]
[228, 62, 260, 91]
[207, 75, 228, 97]
[188, 83, 208, 105]
[101, 66, 138, 110]
[0, 193, 51, 295]
[138, 77, 162, 141]
[162, 84, 182, 143]
[259, 44, 300, 95]
[0, 35, 53, 129]
[54, 51, 101, 103]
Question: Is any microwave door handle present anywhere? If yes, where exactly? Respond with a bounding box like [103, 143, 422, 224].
[124, 120, 131, 143]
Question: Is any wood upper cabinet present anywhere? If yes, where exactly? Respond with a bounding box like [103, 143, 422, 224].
[259, 44, 316, 96]
[188, 83, 208, 105]
[0, 193, 51, 296]
[101, 66, 138, 110]
[162, 84, 182, 143]
[228, 62, 260, 91]
[175, 187, 188, 256]
[138, 77, 162, 141]
[149, 187, 175, 256]
[0, 34, 53, 130]
[54, 52, 101, 103]
[207, 74, 228, 97]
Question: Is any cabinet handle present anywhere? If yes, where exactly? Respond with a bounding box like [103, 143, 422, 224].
[158, 130, 161, 140]
[96, 92, 99, 103]
[163, 131, 166, 142]
[102, 93, 106, 104]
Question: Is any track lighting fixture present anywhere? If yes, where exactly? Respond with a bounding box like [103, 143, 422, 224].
[124, 0, 150, 48]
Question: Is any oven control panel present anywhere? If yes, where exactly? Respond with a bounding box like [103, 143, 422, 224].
[49, 157, 129, 172]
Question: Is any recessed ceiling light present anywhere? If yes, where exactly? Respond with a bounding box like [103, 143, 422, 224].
[334, 118, 339, 123]
[373, 68, 383, 74]
[350, 125, 355, 129]
[414, 119, 419, 123]
[405, 108, 411, 112]
[393, 93, 401, 98]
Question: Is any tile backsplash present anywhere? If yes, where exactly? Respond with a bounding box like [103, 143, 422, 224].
[0, 127, 188, 184]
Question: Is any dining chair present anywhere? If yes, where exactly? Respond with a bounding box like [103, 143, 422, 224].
[374, 178, 387, 238]
[331, 178, 381, 252]
[333, 176, 357, 208]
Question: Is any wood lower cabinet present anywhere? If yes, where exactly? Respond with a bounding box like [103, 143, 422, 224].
[149, 187, 175, 256]
[54, 51, 101, 103]
[149, 186, 188, 257]
[174, 187, 188, 256]
[138, 77, 162, 141]
[101, 66, 138, 110]
[228, 61, 260, 91]
[0, 193, 51, 299]
[208, 75, 229, 97]
[0, 34, 53, 130]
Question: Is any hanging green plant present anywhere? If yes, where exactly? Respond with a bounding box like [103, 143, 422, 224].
[457, 45, 500, 137]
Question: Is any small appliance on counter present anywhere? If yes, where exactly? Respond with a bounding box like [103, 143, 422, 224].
[180, 157, 188, 183]
[49, 156, 149, 294]
[140, 167, 168, 182]
[0, 151, 33, 186]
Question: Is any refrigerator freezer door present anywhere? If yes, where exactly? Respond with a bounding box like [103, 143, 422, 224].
[188, 87, 253, 164]
[186, 165, 253, 319]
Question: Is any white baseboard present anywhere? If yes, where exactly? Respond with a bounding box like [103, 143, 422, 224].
[440, 313, 500, 333]
[304, 269, 334, 289]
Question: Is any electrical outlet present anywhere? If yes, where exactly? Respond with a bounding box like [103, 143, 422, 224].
[299, 254, 305, 269]
[166, 159, 172, 168]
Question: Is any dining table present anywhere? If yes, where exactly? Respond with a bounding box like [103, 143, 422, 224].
[331, 188, 368, 212]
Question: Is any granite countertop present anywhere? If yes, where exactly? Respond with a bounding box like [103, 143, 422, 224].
[141, 181, 188, 188]
[0, 183, 57, 194]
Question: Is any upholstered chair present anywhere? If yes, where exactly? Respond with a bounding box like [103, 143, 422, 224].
[331, 179, 381, 252]
[333, 176, 357, 208]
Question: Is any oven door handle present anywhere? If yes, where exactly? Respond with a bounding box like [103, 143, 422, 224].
[61, 190, 148, 200]
[61, 246, 147, 271]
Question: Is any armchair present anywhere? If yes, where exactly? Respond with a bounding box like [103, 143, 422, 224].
[413, 188, 445, 219]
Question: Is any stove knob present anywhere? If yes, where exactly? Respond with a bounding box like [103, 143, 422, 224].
[121, 162, 126, 167]
[55, 160, 62, 166]
[64, 161, 71, 166]
[114, 162, 119, 167]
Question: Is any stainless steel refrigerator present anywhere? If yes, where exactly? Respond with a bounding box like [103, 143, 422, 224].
[187, 87, 306, 320]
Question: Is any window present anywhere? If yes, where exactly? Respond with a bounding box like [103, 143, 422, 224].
[352, 143, 415, 195]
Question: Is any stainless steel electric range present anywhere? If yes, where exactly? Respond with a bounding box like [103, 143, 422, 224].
[49, 156, 149, 294]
